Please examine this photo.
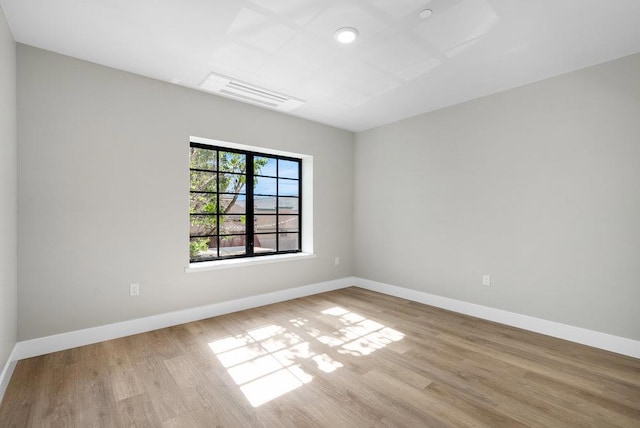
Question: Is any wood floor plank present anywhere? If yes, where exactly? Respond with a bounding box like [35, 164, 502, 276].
[109, 363, 144, 402]
[0, 357, 46, 427]
[115, 393, 161, 428]
[75, 370, 121, 427]
[42, 361, 78, 427]
[133, 359, 190, 423]
[1, 287, 639, 427]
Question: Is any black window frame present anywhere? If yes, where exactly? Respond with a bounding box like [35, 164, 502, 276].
[189, 142, 302, 262]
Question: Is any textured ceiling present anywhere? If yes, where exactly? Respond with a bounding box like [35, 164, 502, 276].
[2, 0, 640, 131]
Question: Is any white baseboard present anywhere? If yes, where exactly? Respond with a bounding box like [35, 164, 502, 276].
[356, 277, 640, 359]
[6, 273, 638, 384]
[13, 277, 356, 361]
[0, 346, 18, 405]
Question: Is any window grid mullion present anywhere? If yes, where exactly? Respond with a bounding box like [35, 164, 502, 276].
[247, 153, 254, 257]
[216, 150, 220, 259]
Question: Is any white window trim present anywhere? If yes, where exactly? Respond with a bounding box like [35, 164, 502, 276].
[186, 136, 314, 271]
[185, 252, 317, 272]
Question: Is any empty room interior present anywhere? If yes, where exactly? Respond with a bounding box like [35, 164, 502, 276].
[1, 0, 639, 426]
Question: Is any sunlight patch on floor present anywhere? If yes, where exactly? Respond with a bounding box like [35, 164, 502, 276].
[209, 326, 314, 407]
[317, 306, 405, 357]
[239, 364, 311, 407]
[208, 305, 404, 407]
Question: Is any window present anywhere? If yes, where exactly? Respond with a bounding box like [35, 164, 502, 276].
[189, 142, 302, 262]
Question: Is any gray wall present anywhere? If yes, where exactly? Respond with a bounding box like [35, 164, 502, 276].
[0, 6, 17, 368]
[17, 45, 354, 341]
[355, 53, 640, 340]
[15, 42, 640, 344]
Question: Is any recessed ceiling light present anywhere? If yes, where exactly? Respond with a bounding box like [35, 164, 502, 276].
[419, 9, 433, 19]
[334, 27, 359, 44]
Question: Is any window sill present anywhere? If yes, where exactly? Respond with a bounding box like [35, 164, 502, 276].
[185, 252, 316, 273]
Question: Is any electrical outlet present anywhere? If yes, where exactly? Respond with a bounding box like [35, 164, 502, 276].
[335, 257, 340, 266]
[482, 275, 491, 286]
[130, 283, 140, 296]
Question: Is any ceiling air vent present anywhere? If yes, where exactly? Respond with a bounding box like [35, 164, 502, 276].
[199, 72, 305, 112]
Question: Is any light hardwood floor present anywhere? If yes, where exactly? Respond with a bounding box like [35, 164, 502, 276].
[1, 287, 639, 427]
